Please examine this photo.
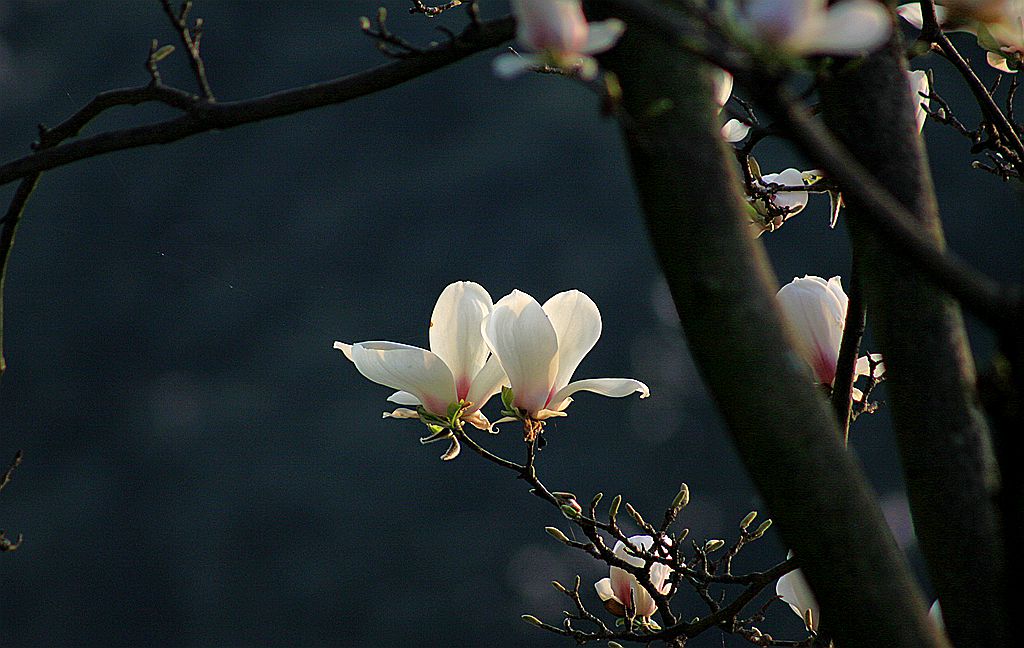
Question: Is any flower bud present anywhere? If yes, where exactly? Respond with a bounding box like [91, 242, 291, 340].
[545, 526, 571, 544]
[704, 539, 726, 552]
[671, 483, 690, 510]
[740, 511, 758, 530]
[750, 519, 773, 539]
[521, 614, 543, 627]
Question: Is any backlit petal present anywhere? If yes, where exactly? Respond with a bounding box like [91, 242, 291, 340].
[543, 290, 602, 392]
[383, 407, 419, 419]
[550, 378, 650, 411]
[429, 281, 493, 400]
[465, 355, 508, 413]
[594, 577, 618, 603]
[483, 290, 559, 414]
[713, 68, 734, 108]
[350, 342, 457, 416]
[387, 391, 421, 406]
[722, 119, 752, 142]
[333, 341, 354, 361]
[776, 568, 819, 630]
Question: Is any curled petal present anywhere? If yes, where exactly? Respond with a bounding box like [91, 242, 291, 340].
[712, 68, 734, 108]
[987, 50, 1017, 72]
[383, 407, 419, 420]
[580, 18, 626, 54]
[429, 281, 493, 400]
[543, 290, 602, 392]
[722, 119, 752, 142]
[483, 290, 559, 414]
[776, 567, 819, 631]
[550, 378, 650, 412]
[594, 577, 619, 604]
[350, 342, 457, 416]
[462, 410, 495, 432]
[333, 341, 354, 361]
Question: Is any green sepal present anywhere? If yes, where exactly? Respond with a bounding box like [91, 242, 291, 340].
[500, 386, 515, 411]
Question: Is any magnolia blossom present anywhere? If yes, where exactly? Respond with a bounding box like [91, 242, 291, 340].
[750, 167, 809, 235]
[740, 0, 891, 56]
[776, 276, 883, 388]
[594, 536, 672, 621]
[776, 567, 819, 631]
[335, 281, 506, 436]
[493, 0, 625, 79]
[898, 1, 1023, 72]
[482, 289, 649, 423]
[713, 69, 752, 142]
[909, 69, 931, 133]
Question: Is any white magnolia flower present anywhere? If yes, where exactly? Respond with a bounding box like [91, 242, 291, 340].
[909, 69, 931, 133]
[481, 289, 649, 424]
[776, 566, 819, 631]
[713, 68, 752, 143]
[335, 281, 506, 438]
[751, 168, 810, 235]
[595, 535, 673, 621]
[776, 276, 883, 388]
[493, 0, 625, 79]
[740, 0, 891, 56]
[898, 1, 1023, 72]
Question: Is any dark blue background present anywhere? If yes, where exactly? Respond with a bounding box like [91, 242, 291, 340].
[1, 2, 1020, 646]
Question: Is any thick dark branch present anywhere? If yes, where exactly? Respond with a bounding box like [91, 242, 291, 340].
[0, 15, 515, 188]
[0, 177, 41, 375]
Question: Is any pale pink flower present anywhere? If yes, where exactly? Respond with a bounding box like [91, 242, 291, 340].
[481, 289, 648, 422]
[335, 281, 506, 435]
[741, 0, 891, 56]
[776, 276, 883, 387]
[493, 0, 625, 79]
[898, 1, 1023, 72]
[594, 535, 673, 621]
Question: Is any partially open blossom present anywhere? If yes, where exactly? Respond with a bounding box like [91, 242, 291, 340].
[594, 535, 673, 621]
[750, 168, 809, 235]
[335, 281, 506, 436]
[909, 69, 931, 133]
[482, 289, 649, 424]
[898, 1, 1023, 72]
[776, 276, 883, 387]
[740, 0, 891, 56]
[776, 566, 819, 631]
[713, 68, 752, 143]
[493, 0, 625, 79]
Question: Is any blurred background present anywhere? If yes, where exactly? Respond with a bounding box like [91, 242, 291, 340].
[1, 2, 1020, 646]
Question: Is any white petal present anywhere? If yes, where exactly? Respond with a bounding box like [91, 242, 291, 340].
[550, 378, 650, 411]
[594, 577, 617, 603]
[791, 0, 892, 55]
[483, 290, 559, 414]
[988, 50, 1017, 72]
[855, 353, 885, 378]
[543, 290, 602, 392]
[429, 281, 493, 400]
[631, 580, 657, 618]
[776, 568, 819, 631]
[721, 119, 751, 142]
[608, 566, 634, 609]
[762, 168, 808, 214]
[895, 4, 925, 29]
[908, 69, 930, 132]
[580, 18, 626, 54]
[492, 52, 542, 78]
[387, 391, 421, 406]
[333, 341, 354, 361]
[777, 276, 848, 384]
[465, 355, 508, 412]
[712, 68, 734, 108]
[350, 342, 457, 416]
[929, 600, 945, 631]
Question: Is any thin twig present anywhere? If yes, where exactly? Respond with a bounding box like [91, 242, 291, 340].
[159, 0, 214, 100]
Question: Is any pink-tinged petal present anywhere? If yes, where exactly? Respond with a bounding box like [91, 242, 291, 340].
[580, 18, 626, 54]
[387, 391, 421, 406]
[543, 290, 602, 392]
[350, 342, 457, 416]
[483, 290, 559, 415]
[777, 276, 848, 385]
[549, 378, 650, 412]
[908, 69, 931, 132]
[722, 119, 752, 142]
[464, 355, 508, 413]
[429, 281, 493, 400]
[492, 52, 542, 78]
[896, 4, 926, 29]
[383, 407, 419, 420]
[511, 0, 589, 52]
[594, 577, 619, 604]
[713, 68, 734, 108]
[791, 0, 891, 55]
[746, 0, 825, 43]
[608, 565, 634, 608]
[776, 568, 819, 630]
[333, 341, 354, 361]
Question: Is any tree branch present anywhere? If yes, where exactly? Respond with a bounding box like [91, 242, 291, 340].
[830, 258, 865, 446]
[0, 15, 515, 188]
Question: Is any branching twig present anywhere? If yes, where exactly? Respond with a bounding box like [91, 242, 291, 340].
[159, 0, 214, 100]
